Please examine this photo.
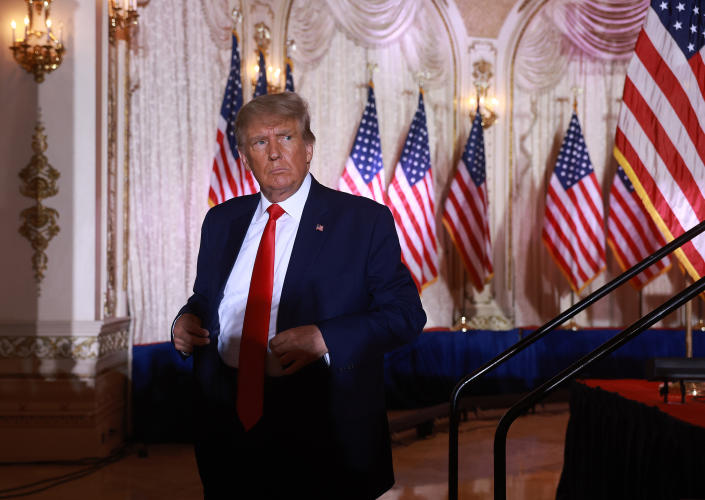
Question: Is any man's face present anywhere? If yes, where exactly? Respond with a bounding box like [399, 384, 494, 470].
[239, 115, 313, 203]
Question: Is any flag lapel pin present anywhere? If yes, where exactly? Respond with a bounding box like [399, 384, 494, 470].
[316, 224, 324, 232]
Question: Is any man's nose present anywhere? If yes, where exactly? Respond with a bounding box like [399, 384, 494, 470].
[267, 141, 281, 160]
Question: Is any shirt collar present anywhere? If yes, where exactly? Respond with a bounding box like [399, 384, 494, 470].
[257, 173, 311, 222]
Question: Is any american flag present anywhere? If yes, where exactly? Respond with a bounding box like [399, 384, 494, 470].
[442, 109, 493, 292]
[338, 84, 386, 204]
[607, 165, 671, 289]
[542, 112, 606, 294]
[208, 32, 258, 207]
[284, 57, 294, 92]
[253, 50, 268, 98]
[388, 91, 438, 290]
[614, 0, 705, 281]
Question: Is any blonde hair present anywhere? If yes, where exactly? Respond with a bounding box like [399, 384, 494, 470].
[235, 91, 316, 148]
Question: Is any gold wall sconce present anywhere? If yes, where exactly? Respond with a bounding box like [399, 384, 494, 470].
[108, 0, 139, 44]
[251, 22, 282, 94]
[469, 60, 498, 129]
[9, 0, 64, 83]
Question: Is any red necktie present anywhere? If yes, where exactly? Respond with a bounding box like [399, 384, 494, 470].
[237, 203, 285, 430]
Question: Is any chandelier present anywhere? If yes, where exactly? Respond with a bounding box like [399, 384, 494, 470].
[108, 0, 139, 43]
[9, 0, 64, 83]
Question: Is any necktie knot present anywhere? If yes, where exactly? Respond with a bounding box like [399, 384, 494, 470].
[267, 203, 285, 221]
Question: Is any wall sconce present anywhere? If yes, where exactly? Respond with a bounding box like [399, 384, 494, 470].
[108, 0, 139, 44]
[469, 60, 498, 129]
[9, 0, 64, 83]
[251, 60, 282, 91]
[251, 22, 282, 94]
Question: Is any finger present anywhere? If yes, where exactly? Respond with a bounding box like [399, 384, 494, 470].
[182, 323, 209, 337]
[278, 351, 295, 366]
[282, 360, 304, 375]
[174, 339, 191, 353]
[269, 335, 291, 354]
[269, 331, 291, 348]
[190, 334, 210, 346]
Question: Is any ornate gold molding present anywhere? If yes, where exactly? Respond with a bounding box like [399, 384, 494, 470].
[18, 119, 60, 292]
[0, 329, 128, 360]
[105, 37, 119, 317]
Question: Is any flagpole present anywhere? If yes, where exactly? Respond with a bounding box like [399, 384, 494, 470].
[686, 298, 693, 358]
[568, 291, 578, 331]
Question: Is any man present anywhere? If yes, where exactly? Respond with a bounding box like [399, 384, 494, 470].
[173, 92, 425, 499]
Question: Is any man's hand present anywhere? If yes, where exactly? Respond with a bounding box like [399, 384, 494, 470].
[173, 313, 210, 354]
[269, 325, 328, 375]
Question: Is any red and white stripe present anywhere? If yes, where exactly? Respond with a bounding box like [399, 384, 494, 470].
[387, 166, 438, 290]
[208, 116, 258, 207]
[607, 172, 671, 290]
[614, 9, 705, 280]
[442, 161, 493, 291]
[542, 173, 606, 294]
[338, 157, 386, 204]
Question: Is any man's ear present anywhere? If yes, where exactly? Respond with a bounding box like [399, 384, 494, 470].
[305, 142, 313, 164]
[239, 149, 251, 171]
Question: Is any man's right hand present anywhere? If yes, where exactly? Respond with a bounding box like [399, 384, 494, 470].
[173, 313, 210, 354]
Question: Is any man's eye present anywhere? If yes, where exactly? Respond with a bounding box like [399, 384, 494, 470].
[283, 135, 292, 141]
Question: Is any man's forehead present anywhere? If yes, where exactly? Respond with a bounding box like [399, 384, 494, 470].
[246, 115, 298, 133]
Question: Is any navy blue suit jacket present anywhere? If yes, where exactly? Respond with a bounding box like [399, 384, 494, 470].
[178, 176, 426, 497]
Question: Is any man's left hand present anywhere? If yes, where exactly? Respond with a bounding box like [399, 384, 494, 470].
[269, 324, 328, 375]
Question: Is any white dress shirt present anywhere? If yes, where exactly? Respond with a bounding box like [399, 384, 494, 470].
[217, 174, 311, 375]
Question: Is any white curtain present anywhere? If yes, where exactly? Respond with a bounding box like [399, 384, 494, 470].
[129, 0, 228, 344]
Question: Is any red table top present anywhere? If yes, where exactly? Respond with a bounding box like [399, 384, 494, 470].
[582, 379, 705, 429]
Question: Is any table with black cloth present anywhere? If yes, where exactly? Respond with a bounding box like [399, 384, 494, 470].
[557, 379, 705, 500]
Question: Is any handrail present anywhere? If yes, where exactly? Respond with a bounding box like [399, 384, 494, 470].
[493, 274, 705, 500]
[448, 219, 705, 500]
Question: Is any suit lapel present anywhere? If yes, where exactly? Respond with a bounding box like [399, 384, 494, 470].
[278, 178, 330, 328]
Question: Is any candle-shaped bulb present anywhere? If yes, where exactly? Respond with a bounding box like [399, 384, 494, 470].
[46, 19, 52, 42]
[11, 20, 16, 43]
[46, 19, 52, 29]
[23, 16, 28, 40]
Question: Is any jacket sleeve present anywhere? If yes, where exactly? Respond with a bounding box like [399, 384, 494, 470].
[316, 206, 426, 370]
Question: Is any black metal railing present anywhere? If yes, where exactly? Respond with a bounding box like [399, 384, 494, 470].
[448, 219, 705, 500]
[493, 274, 705, 499]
